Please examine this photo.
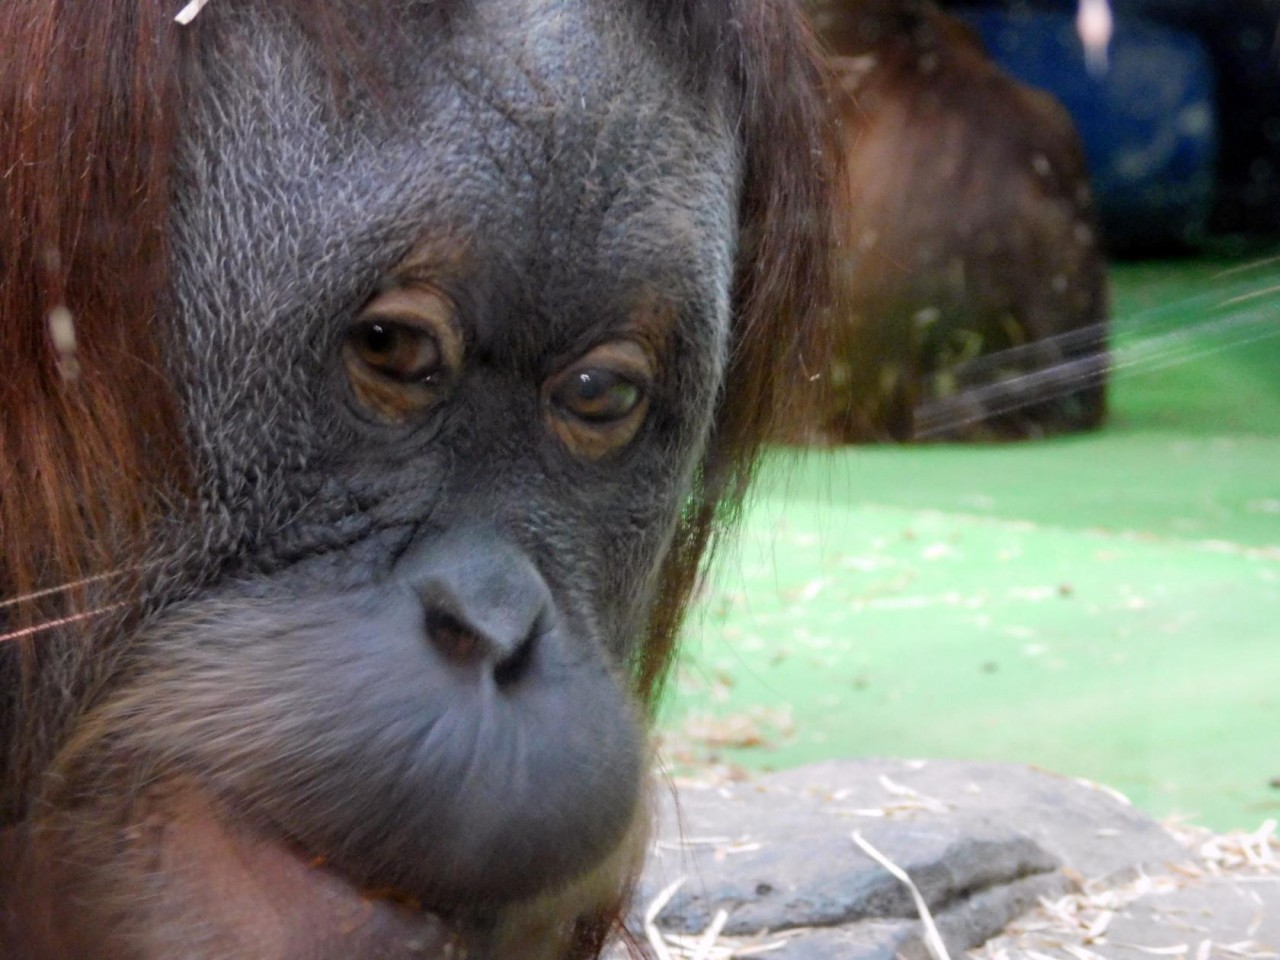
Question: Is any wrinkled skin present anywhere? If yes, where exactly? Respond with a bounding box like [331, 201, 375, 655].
[0, 1, 772, 957]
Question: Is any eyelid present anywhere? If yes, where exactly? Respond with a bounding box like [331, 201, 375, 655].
[365, 286, 460, 338]
[563, 339, 654, 382]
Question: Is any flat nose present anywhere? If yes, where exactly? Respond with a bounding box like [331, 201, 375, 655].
[398, 531, 553, 684]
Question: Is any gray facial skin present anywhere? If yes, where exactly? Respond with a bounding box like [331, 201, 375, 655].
[8, 1, 751, 957]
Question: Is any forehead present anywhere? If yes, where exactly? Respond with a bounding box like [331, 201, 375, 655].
[173, 0, 741, 355]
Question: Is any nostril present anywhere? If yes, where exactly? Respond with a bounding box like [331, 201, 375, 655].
[424, 611, 488, 666]
[492, 628, 537, 688]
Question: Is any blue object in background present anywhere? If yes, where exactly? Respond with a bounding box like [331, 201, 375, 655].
[961, 9, 1219, 254]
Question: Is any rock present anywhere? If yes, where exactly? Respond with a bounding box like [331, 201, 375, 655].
[1106, 875, 1280, 949]
[626, 759, 1197, 958]
[977, 830, 1280, 960]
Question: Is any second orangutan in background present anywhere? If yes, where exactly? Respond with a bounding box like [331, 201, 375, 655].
[801, 0, 1109, 443]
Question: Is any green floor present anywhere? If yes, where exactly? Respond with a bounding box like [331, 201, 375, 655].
[661, 257, 1280, 832]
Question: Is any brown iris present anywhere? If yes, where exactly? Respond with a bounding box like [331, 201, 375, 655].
[348, 319, 444, 383]
[343, 286, 462, 423]
[552, 368, 642, 423]
[544, 341, 653, 459]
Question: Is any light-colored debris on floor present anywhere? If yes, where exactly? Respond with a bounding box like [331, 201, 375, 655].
[972, 819, 1280, 960]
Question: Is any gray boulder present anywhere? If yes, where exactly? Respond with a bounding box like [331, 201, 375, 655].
[624, 759, 1274, 959]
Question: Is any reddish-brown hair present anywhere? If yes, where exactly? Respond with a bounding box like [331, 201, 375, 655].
[0, 2, 184, 652]
[638, 1, 839, 702]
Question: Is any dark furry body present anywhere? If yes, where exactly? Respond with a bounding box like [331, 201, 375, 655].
[803, 0, 1109, 442]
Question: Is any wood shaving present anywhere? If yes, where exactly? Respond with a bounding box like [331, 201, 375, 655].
[174, 0, 211, 24]
[644, 877, 686, 960]
[853, 830, 953, 960]
[875, 774, 953, 814]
